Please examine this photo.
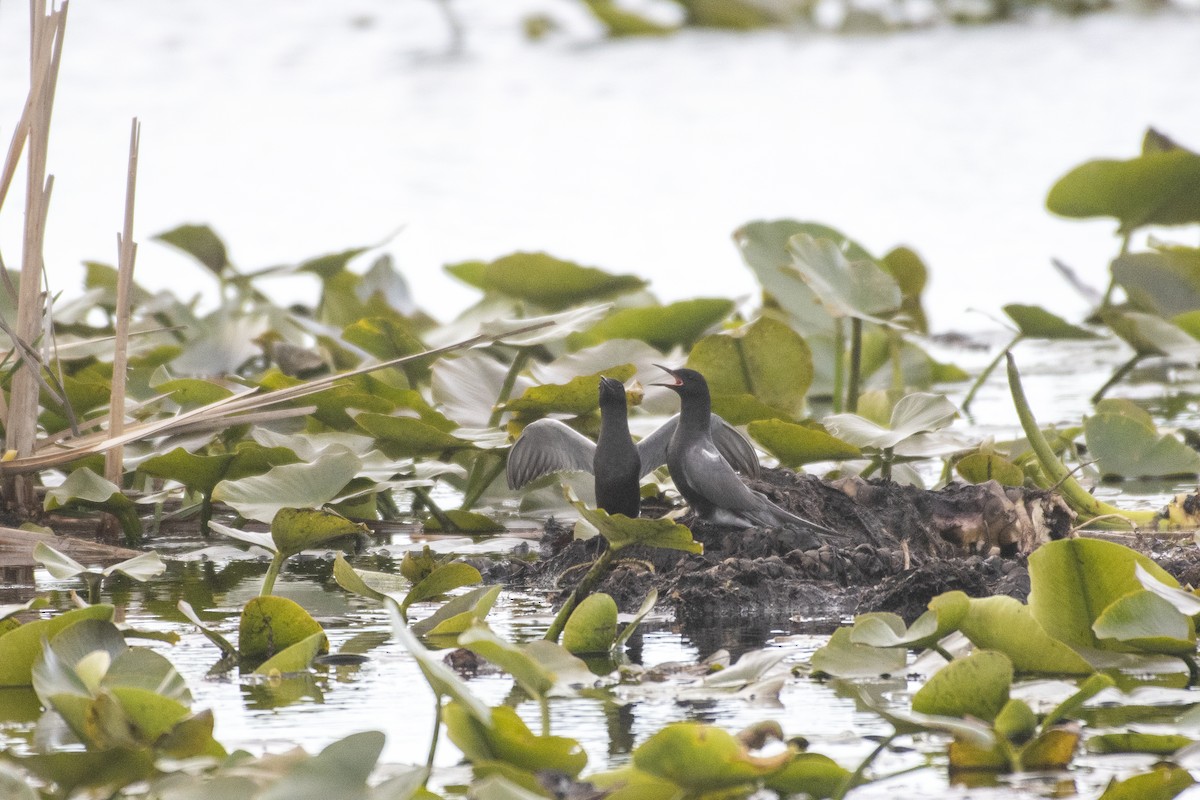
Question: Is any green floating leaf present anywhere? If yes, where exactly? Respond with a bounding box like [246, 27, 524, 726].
[1136, 562, 1200, 616]
[631, 722, 790, 791]
[1084, 399, 1200, 479]
[254, 630, 329, 675]
[912, 650, 1012, 724]
[388, 603, 492, 724]
[402, 562, 483, 613]
[850, 592, 967, 651]
[331, 553, 396, 604]
[562, 593, 618, 656]
[810, 627, 907, 679]
[824, 392, 958, 451]
[747, 419, 861, 468]
[0, 604, 114, 687]
[505, 365, 637, 418]
[457, 623, 555, 700]
[788, 233, 901, 323]
[687, 316, 813, 422]
[1089, 733, 1193, 755]
[1092, 590, 1196, 656]
[762, 752, 850, 798]
[446, 252, 645, 310]
[444, 701, 587, 777]
[1003, 304, 1097, 339]
[1102, 309, 1200, 359]
[271, 507, 366, 560]
[955, 451, 1025, 487]
[212, 448, 362, 523]
[1047, 149, 1200, 233]
[570, 500, 701, 554]
[411, 584, 502, 638]
[356, 413, 477, 459]
[239, 596, 325, 662]
[936, 592, 1093, 676]
[570, 299, 734, 351]
[177, 599, 238, 661]
[422, 509, 505, 533]
[1114, 246, 1200, 317]
[1097, 764, 1195, 800]
[614, 588, 657, 650]
[1029, 538, 1181, 653]
[154, 223, 230, 274]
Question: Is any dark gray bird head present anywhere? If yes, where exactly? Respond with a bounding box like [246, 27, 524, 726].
[654, 364, 710, 402]
[598, 376, 627, 409]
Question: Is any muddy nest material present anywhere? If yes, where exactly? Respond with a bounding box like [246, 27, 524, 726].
[515, 469, 1075, 630]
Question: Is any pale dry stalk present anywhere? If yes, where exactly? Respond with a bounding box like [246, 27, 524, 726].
[104, 118, 141, 484]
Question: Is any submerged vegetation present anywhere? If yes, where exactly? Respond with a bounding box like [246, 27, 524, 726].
[6, 3, 1200, 798]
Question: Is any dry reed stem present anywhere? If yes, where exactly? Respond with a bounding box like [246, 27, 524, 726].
[0, 319, 554, 475]
[5, 0, 68, 511]
[105, 118, 140, 484]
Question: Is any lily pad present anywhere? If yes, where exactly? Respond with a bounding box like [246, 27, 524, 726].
[1046, 149, 1200, 233]
[254, 630, 329, 675]
[505, 365, 637, 418]
[955, 451, 1025, 487]
[1096, 764, 1196, 800]
[747, 419, 861, 468]
[270, 507, 367, 560]
[810, 627, 907, 679]
[411, 584, 502, 637]
[571, 500, 701, 554]
[686, 316, 814, 421]
[154, 223, 230, 274]
[212, 448, 363, 523]
[562, 593, 619, 656]
[912, 650, 1012, 724]
[1092, 590, 1196, 656]
[238, 596, 325, 662]
[1003, 304, 1098, 339]
[824, 392, 958, 451]
[446, 252, 645, 310]
[0, 604, 115, 687]
[569, 299, 734, 351]
[457, 623, 555, 700]
[632, 722, 790, 791]
[1114, 246, 1200, 317]
[402, 562, 483, 613]
[1084, 400, 1200, 479]
[788, 233, 901, 323]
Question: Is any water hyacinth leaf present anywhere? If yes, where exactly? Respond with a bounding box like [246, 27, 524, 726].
[270, 507, 366, 559]
[956, 451, 1025, 486]
[356, 414, 477, 459]
[686, 316, 814, 421]
[1084, 402, 1200, 479]
[447, 252, 645, 310]
[444, 701, 588, 777]
[177, 599, 237, 660]
[1092, 590, 1196, 655]
[402, 562, 483, 613]
[562, 593, 618, 656]
[788, 233, 901, 323]
[154, 223, 230, 274]
[934, 592, 1094, 676]
[911, 650, 1013, 723]
[505, 365, 637, 417]
[747, 419, 861, 468]
[0, 604, 115, 687]
[422, 509, 505, 533]
[810, 627, 906, 679]
[631, 722, 790, 791]
[254, 631, 329, 676]
[614, 588, 658, 650]
[411, 584, 502, 637]
[212, 449, 362, 523]
[1003, 304, 1097, 339]
[1029, 538, 1181, 652]
[239, 596, 325, 662]
[569, 299, 734, 351]
[1046, 149, 1200, 233]
[1096, 764, 1196, 800]
[763, 752, 852, 799]
[457, 623, 554, 699]
[388, 603, 492, 724]
[824, 392, 958, 450]
[570, 500, 701, 554]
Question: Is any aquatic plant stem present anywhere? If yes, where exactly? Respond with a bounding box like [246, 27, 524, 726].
[411, 485, 455, 530]
[1006, 353, 1156, 529]
[832, 318, 846, 413]
[260, 552, 284, 596]
[459, 454, 505, 512]
[847, 317, 863, 413]
[962, 333, 1022, 416]
[544, 545, 616, 642]
[1098, 231, 1133, 312]
[424, 699, 442, 782]
[834, 732, 897, 800]
[1090, 353, 1142, 404]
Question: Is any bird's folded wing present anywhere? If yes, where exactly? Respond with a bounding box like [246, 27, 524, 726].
[636, 414, 761, 478]
[506, 419, 597, 489]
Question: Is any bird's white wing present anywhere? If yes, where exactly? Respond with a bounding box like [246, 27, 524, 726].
[506, 419, 597, 489]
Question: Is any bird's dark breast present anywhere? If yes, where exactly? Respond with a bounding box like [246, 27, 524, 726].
[595, 464, 641, 517]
